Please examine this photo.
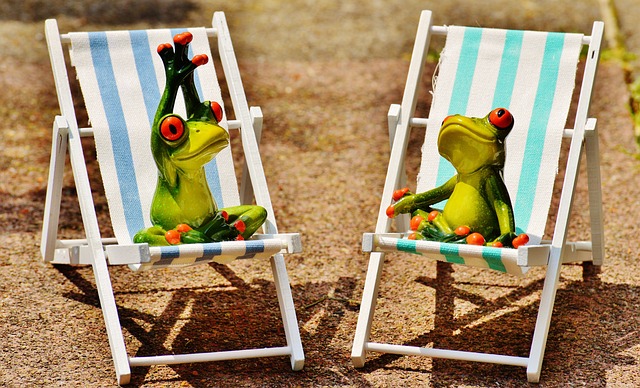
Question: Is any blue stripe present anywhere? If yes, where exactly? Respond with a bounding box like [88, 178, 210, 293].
[236, 241, 267, 260]
[514, 33, 565, 230]
[439, 244, 465, 265]
[159, 245, 181, 259]
[88, 32, 145, 238]
[245, 240, 266, 254]
[129, 30, 161, 125]
[481, 247, 507, 272]
[195, 242, 223, 262]
[435, 28, 483, 198]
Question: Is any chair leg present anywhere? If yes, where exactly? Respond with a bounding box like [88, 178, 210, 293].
[526, 248, 563, 382]
[270, 254, 305, 370]
[351, 252, 386, 367]
[92, 250, 132, 384]
[387, 104, 410, 233]
[584, 118, 604, 265]
[239, 106, 263, 205]
[66, 120, 131, 383]
[41, 117, 69, 261]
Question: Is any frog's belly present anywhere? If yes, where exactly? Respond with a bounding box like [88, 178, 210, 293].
[442, 182, 498, 236]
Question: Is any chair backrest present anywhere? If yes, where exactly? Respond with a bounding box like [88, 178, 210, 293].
[69, 28, 240, 244]
[417, 27, 584, 245]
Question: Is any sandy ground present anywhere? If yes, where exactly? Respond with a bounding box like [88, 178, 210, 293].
[1, 1, 640, 387]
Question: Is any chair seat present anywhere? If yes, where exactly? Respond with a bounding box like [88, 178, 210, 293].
[363, 233, 595, 276]
[50, 233, 301, 269]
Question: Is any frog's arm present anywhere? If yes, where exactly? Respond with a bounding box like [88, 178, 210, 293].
[484, 171, 516, 236]
[387, 175, 457, 217]
[153, 33, 209, 187]
[156, 33, 208, 122]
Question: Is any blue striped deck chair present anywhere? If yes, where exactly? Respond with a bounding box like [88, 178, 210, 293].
[352, 10, 604, 382]
[41, 12, 303, 384]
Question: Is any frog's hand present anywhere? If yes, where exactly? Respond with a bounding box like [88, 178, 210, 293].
[484, 171, 516, 235]
[157, 33, 208, 78]
[386, 175, 456, 217]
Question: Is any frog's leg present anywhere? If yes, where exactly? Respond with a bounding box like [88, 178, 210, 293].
[409, 209, 465, 242]
[484, 172, 518, 246]
[221, 205, 268, 239]
[194, 205, 267, 242]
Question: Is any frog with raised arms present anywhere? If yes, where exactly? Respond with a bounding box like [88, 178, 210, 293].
[386, 108, 529, 248]
[133, 32, 267, 246]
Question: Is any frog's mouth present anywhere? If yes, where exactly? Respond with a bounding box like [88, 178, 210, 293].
[172, 125, 229, 169]
[439, 118, 496, 141]
[437, 117, 502, 174]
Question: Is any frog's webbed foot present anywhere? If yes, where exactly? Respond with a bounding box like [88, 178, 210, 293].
[192, 205, 267, 242]
[157, 32, 209, 88]
[220, 205, 268, 240]
[407, 209, 463, 243]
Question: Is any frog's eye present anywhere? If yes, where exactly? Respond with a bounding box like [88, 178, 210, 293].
[160, 116, 185, 142]
[211, 101, 223, 123]
[489, 108, 514, 130]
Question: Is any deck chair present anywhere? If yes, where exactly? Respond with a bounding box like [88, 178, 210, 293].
[41, 12, 304, 384]
[351, 10, 604, 382]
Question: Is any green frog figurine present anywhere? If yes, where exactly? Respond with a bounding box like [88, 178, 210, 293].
[386, 108, 529, 248]
[133, 32, 267, 246]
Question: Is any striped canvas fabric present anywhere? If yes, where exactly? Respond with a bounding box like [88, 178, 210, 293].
[69, 28, 284, 269]
[408, 26, 583, 274]
[375, 235, 523, 274]
[130, 239, 287, 271]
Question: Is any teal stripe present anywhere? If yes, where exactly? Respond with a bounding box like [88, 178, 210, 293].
[397, 239, 418, 253]
[398, 239, 508, 272]
[514, 33, 565, 230]
[435, 28, 483, 191]
[492, 30, 524, 108]
[439, 244, 465, 264]
[482, 247, 507, 272]
[448, 28, 483, 116]
[492, 30, 524, 235]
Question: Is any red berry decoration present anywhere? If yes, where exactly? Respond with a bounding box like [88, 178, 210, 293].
[392, 187, 410, 201]
[455, 225, 471, 236]
[165, 229, 181, 245]
[410, 215, 424, 231]
[466, 232, 485, 246]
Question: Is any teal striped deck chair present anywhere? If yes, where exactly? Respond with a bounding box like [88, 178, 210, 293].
[41, 12, 303, 384]
[352, 10, 604, 382]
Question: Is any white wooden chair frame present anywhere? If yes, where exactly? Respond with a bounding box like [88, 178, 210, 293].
[351, 10, 604, 383]
[41, 12, 304, 385]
